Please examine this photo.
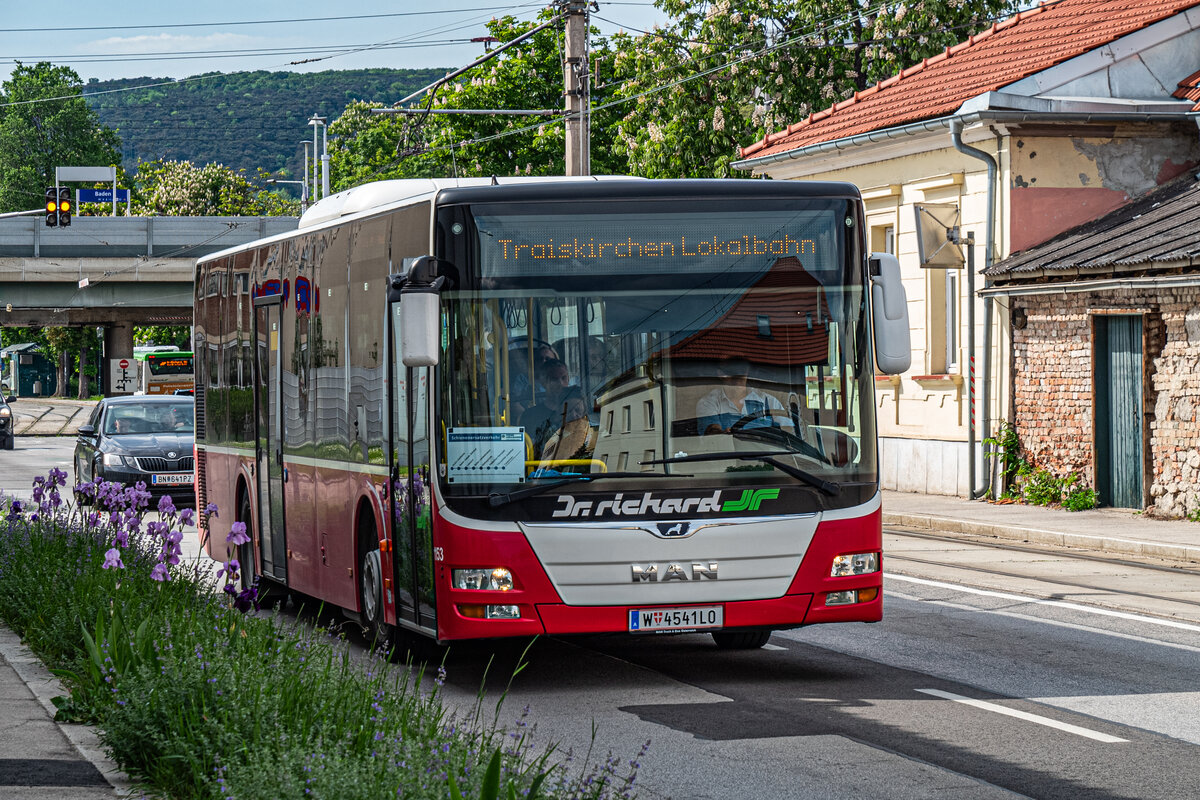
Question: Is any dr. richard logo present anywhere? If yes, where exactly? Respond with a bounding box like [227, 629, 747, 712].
[552, 491, 723, 518]
[551, 488, 782, 518]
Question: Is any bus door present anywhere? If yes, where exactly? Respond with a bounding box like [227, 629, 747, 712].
[388, 302, 436, 633]
[253, 295, 287, 582]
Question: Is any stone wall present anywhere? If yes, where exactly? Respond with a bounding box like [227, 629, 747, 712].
[1011, 285, 1200, 516]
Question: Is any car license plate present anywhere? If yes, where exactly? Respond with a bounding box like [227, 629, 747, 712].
[628, 605, 723, 632]
[151, 473, 193, 486]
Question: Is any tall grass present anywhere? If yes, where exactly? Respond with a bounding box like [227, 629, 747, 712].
[0, 473, 644, 800]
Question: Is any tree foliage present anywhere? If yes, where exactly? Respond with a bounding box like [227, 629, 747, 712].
[0, 62, 120, 213]
[130, 159, 297, 216]
[329, 13, 624, 186]
[85, 69, 445, 181]
[608, 0, 1019, 178]
[133, 326, 190, 350]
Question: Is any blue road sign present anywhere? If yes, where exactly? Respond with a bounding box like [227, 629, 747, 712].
[78, 188, 129, 203]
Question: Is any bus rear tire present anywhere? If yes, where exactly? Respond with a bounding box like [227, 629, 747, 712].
[711, 630, 772, 650]
[359, 525, 393, 653]
[236, 493, 255, 593]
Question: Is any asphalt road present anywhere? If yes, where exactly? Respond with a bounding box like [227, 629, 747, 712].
[0, 435, 77, 503]
[6, 439, 1200, 798]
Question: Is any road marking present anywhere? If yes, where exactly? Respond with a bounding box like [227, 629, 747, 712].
[916, 688, 1128, 743]
[887, 589, 1200, 655]
[888, 573, 1200, 634]
[762, 643, 786, 651]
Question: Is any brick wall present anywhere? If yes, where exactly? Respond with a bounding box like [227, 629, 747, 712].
[1012, 286, 1200, 516]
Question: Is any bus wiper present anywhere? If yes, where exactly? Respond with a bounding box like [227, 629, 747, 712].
[488, 471, 692, 508]
[642, 451, 840, 496]
[730, 426, 830, 464]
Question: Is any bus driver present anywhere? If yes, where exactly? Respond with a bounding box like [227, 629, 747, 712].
[697, 358, 794, 436]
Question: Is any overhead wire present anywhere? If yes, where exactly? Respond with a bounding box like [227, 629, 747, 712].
[0, 1, 549, 108]
[399, 0, 901, 161]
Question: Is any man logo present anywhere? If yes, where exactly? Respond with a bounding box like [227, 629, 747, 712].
[631, 562, 718, 582]
[656, 522, 691, 538]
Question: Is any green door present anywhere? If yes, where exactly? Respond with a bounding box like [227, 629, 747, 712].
[1094, 315, 1143, 509]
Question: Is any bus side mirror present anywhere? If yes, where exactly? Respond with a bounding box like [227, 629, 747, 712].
[868, 252, 911, 375]
[395, 256, 446, 367]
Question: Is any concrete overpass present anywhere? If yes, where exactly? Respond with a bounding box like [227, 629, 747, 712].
[0, 215, 296, 392]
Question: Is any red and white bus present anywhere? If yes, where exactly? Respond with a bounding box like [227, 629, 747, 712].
[193, 178, 909, 648]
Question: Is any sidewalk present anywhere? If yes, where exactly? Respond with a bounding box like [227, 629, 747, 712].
[0, 626, 127, 798]
[882, 489, 1200, 565]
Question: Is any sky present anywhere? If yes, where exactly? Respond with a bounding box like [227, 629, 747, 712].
[0, 1, 668, 87]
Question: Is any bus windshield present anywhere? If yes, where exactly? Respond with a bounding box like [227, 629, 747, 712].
[436, 198, 876, 512]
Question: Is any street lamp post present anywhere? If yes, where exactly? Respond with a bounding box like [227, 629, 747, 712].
[265, 179, 309, 213]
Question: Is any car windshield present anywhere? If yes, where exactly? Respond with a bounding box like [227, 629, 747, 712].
[104, 403, 194, 436]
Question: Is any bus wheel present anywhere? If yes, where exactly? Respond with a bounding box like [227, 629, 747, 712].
[711, 630, 772, 650]
[360, 537, 393, 652]
[236, 493, 255, 593]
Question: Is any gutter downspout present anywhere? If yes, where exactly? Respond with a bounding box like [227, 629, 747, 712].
[950, 117, 996, 500]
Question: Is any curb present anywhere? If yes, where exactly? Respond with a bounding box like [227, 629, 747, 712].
[882, 512, 1200, 566]
[0, 625, 133, 797]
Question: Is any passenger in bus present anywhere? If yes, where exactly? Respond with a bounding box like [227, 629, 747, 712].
[697, 358, 794, 435]
[508, 342, 558, 419]
[538, 391, 597, 462]
[519, 358, 573, 451]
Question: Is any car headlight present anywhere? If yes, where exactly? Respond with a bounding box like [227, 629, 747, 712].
[452, 568, 514, 591]
[0, 406, 10, 418]
[830, 552, 879, 577]
[102, 453, 137, 468]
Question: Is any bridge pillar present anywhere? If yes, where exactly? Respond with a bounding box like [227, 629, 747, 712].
[104, 322, 135, 396]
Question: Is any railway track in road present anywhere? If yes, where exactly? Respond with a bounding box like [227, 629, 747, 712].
[883, 527, 1200, 625]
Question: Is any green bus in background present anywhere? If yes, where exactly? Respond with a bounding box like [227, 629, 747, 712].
[134, 347, 194, 395]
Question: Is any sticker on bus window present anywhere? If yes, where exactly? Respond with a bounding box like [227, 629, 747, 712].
[446, 427, 527, 484]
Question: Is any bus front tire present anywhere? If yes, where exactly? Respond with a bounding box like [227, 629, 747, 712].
[711, 630, 772, 649]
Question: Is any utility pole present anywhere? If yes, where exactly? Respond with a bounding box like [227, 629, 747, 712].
[562, 0, 590, 176]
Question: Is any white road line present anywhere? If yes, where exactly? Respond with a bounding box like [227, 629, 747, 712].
[886, 590, 1200, 655]
[916, 688, 1128, 743]
[887, 573, 1200, 633]
[762, 643, 786, 651]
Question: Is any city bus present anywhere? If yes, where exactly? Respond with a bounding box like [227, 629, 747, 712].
[192, 178, 910, 648]
[136, 350, 195, 395]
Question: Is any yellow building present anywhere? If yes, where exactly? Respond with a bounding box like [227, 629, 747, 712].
[733, 0, 1200, 497]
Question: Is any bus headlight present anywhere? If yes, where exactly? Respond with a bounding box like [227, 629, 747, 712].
[452, 567, 514, 591]
[830, 552, 879, 577]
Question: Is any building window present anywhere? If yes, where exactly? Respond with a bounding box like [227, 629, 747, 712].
[871, 224, 895, 254]
[643, 400, 655, 430]
[945, 270, 958, 371]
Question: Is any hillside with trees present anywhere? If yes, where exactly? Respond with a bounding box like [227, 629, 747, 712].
[83, 69, 445, 180]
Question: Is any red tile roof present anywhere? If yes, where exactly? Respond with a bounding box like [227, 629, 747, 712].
[740, 0, 1200, 161]
[1174, 67, 1200, 107]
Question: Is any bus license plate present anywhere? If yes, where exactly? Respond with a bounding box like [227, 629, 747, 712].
[629, 605, 723, 632]
[151, 474, 193, 486]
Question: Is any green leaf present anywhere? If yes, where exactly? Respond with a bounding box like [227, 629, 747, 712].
[481, 747, 502, 800]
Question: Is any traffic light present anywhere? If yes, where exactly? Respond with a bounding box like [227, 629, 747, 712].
[45, 187, 58, 227]
[57, 187, 71, 227]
